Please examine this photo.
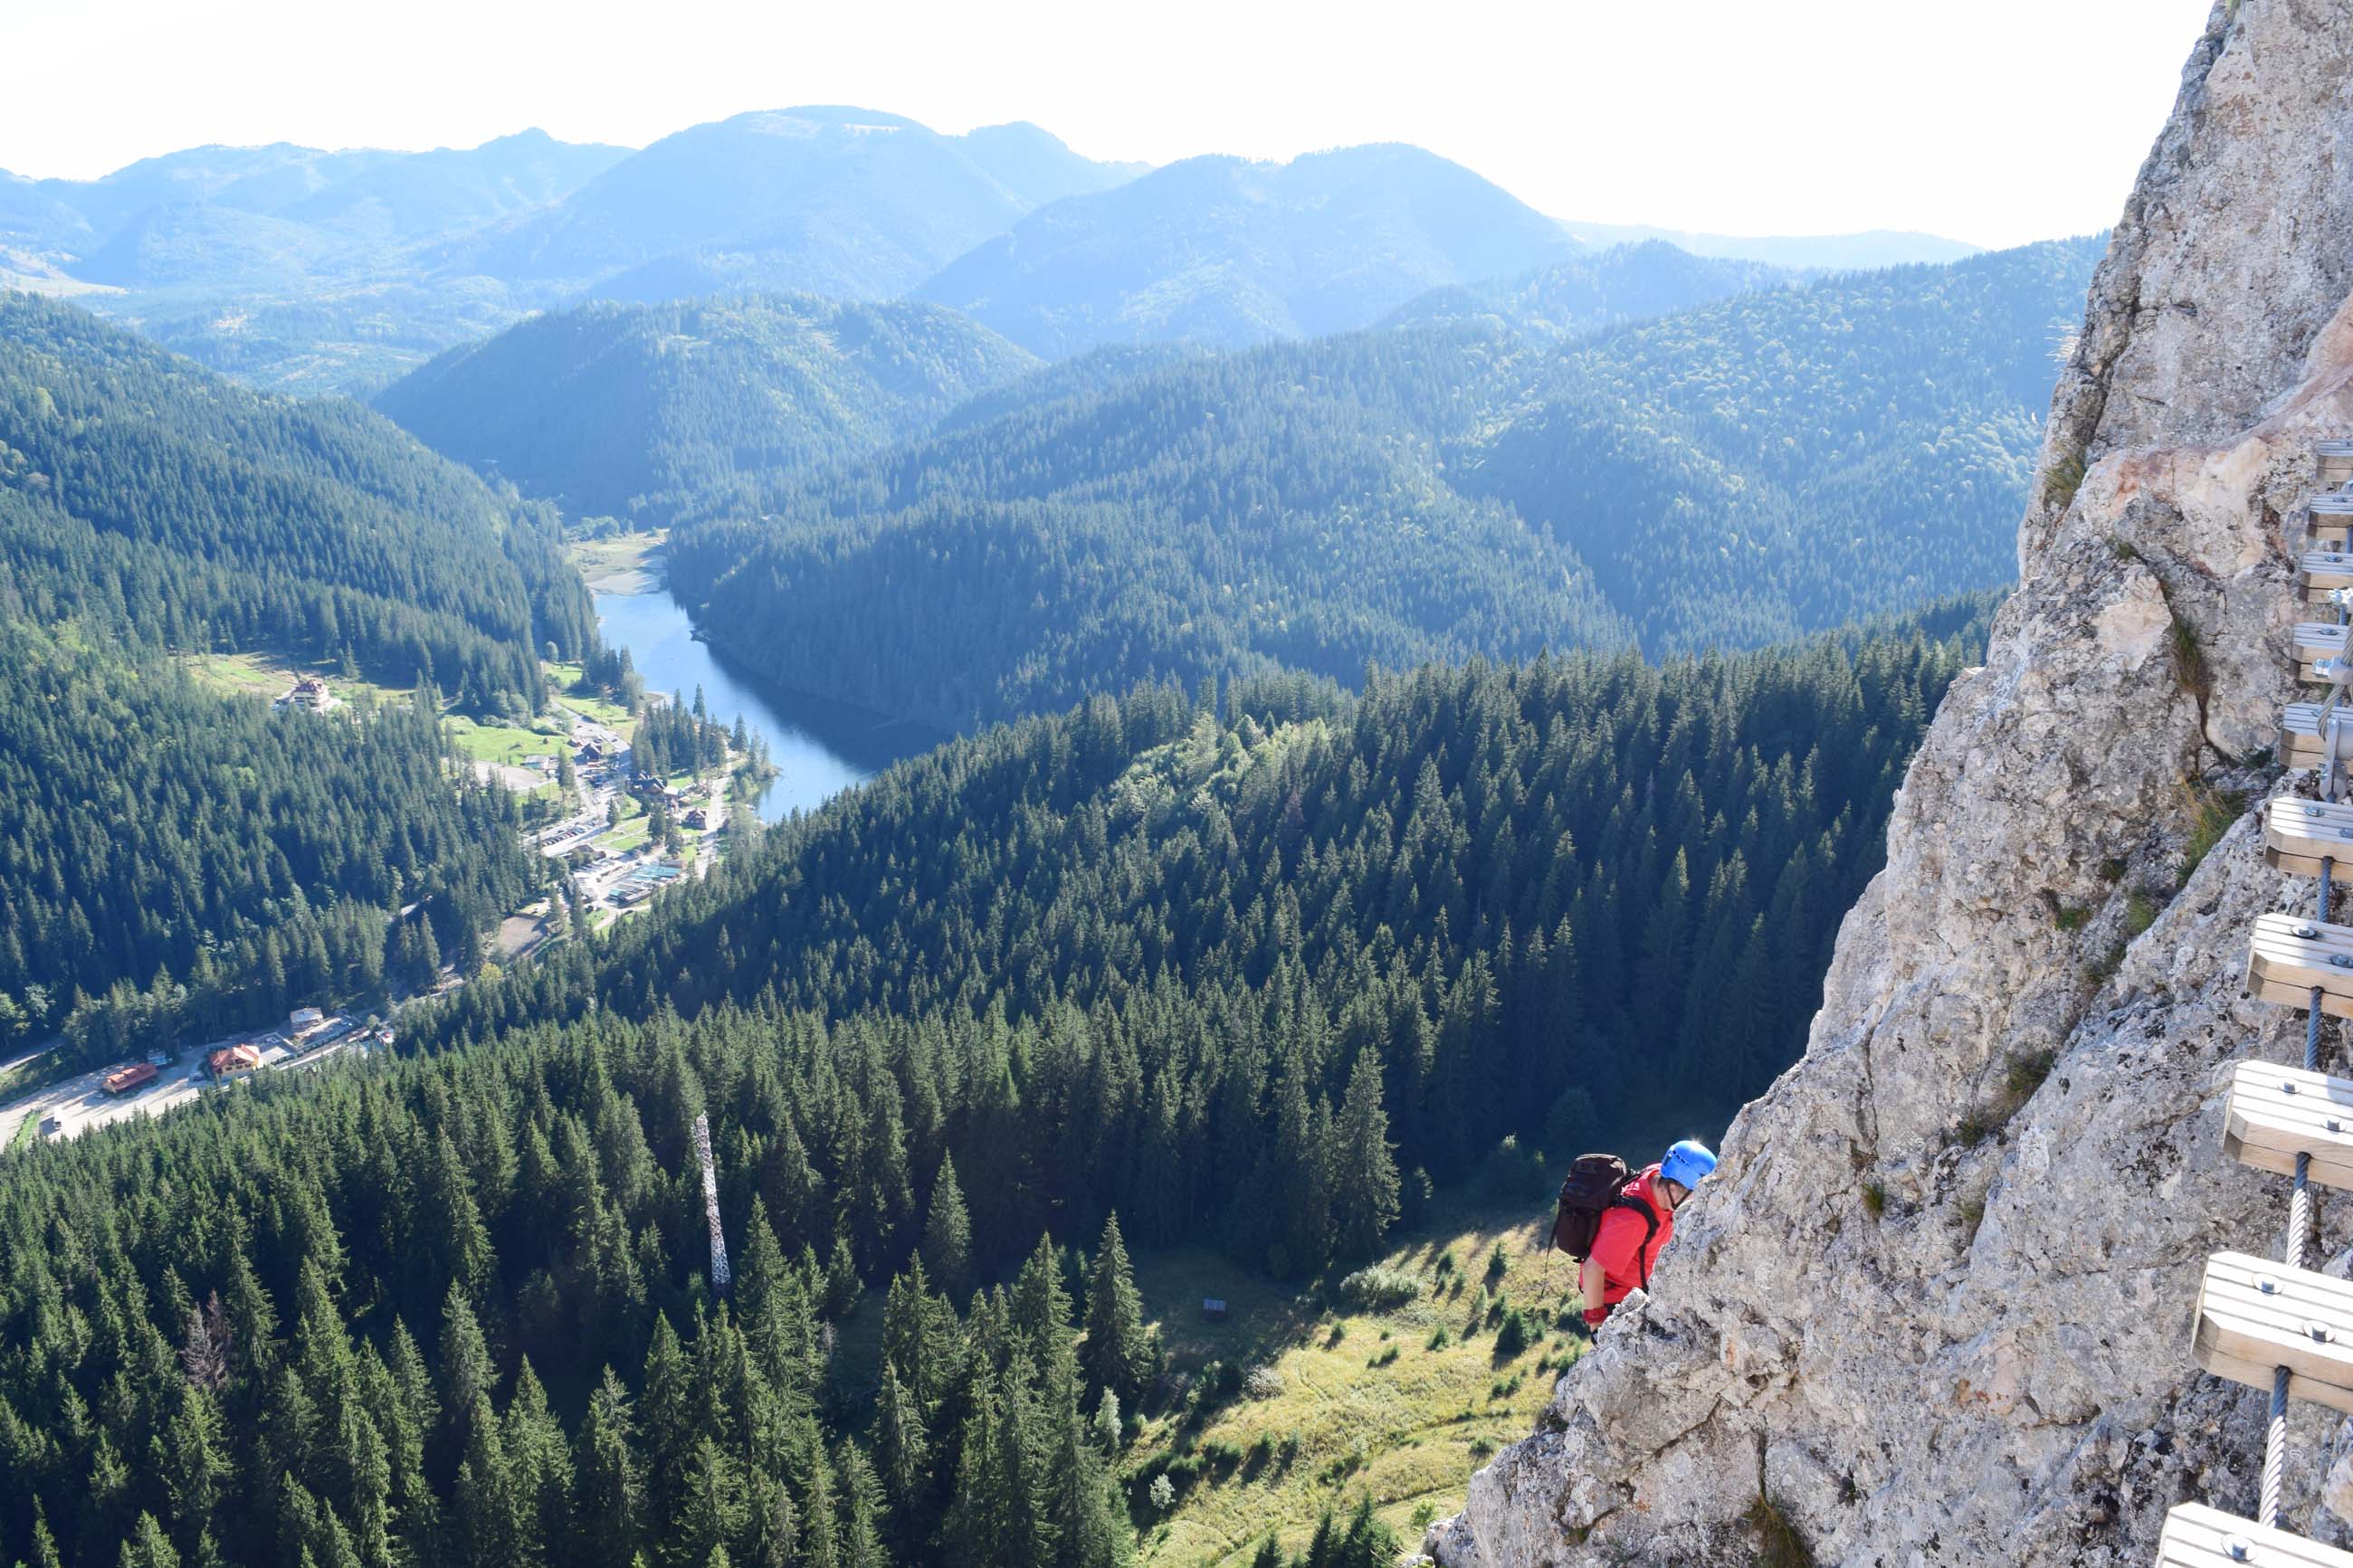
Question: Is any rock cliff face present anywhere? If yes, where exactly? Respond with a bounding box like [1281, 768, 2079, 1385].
[1429, 5, 2353, 1564]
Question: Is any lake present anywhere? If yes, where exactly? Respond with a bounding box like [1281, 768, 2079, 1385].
[593, 584, 939, 822]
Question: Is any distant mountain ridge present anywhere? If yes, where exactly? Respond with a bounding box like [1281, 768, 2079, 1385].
[911, 144, 1579, 356]
[1381, 240, 1796, 340]
[1555, 219, 1981, 270]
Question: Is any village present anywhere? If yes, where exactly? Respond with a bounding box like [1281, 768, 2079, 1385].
[0, 652, 763, 1154]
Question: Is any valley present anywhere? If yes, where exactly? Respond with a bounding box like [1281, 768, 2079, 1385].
[0, 12, 2243, 1566]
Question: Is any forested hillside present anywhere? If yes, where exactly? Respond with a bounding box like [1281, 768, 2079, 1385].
[0, 605, 1982, 1568]
[0, 632, 544, 1060]
[663, 240, 2092, 730]
[910, 146, 1577, 356]
[1380, 241, 1792, 341]
[376, 295, 1039, 525]
[1463, 236, 2104, 647]
[0, 292, 592, 710]
[667, 328, 1634, 730]
[0, 295, 582, 1050]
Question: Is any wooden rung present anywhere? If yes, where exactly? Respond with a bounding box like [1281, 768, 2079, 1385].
[2196, 1251, 2353, 1414]
[2312, 495, 2353, 546]
[2303, 550, 2353, 604]
[2294, 622, 2349, 680]
[2246, 912, 2353, 1016]
[2224, 1060, 2353, 1189]
[2158, 1501, 2353, 1565]
[2265, 796, 2353, 876]
[2322, 442, 2353, 489]
[2282, 703, 2353, 768]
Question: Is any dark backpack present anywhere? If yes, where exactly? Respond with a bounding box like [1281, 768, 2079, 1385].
[1550, 1154, 1662, 1288]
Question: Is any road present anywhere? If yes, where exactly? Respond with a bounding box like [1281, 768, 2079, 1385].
[0, 1024, 378, 1151]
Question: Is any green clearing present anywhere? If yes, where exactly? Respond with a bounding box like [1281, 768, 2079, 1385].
[443, 714, 569, 766]
[1126, 1197, 1575, 1568]
[179, 649, 409, 708]
[0, 1049, 68, 1107]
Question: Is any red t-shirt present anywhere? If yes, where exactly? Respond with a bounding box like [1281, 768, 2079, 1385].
[1587, 1164, 1674, 1309]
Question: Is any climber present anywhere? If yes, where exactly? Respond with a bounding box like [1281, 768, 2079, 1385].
[1577, 1139, 1717, 1330]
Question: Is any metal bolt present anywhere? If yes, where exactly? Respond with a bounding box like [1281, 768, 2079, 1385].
[2261, 1275, 2280, 1294]
[2224, 1536, 2253, 1563]
[2312, 803, 2329, 818]
[2329, 1118, 2344, 1134]
[2300, 923, 2323, 939]
[2313, 1321, 2336, 1344]
[2285, 1082, 2301, 1095]
[2332, 955, 2353, 969]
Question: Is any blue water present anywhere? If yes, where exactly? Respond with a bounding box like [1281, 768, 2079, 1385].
[593, 584, 939, 822]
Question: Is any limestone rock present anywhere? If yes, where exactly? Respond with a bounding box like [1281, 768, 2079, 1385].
[1431, 5, 2353, 1563]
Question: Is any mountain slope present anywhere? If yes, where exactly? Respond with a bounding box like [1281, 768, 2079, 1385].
[1437, 8, 2353, 1564]
[1380, 240, 1793, 340]
[1556, 219, 1980, 269]
[663, 240, 2095, 730]
[0, 291, 591, 706]
[452, 106, 1138, 302]
[1462, 235, 2105, 648]
[911, 145, 1578, 356]
[375, 293, 1040, 522]
[0, 294, 589, 1055]
[665, 327, 1634, 728]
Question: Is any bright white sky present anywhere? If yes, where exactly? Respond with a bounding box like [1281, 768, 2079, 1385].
[3, 0, 2215, 250]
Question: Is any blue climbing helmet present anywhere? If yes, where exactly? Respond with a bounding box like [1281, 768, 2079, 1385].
[1660, 1139, 1718, 1190]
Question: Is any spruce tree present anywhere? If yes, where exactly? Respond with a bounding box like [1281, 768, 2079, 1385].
[1331, 1049, 1401, 1261]
[919, 1155, 976, 1303]
[1078, 1215, 1151, 1407]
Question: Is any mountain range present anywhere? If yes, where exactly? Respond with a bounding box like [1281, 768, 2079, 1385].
[5, 108, 2005, 394]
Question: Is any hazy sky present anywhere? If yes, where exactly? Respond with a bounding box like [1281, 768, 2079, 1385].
[4, 0, 2215, 248]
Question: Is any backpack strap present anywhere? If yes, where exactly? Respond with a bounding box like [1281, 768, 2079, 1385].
[1610, 1193, 1661, 1291]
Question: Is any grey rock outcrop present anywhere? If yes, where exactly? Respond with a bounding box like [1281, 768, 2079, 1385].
[1429, 4, 2353, 1563]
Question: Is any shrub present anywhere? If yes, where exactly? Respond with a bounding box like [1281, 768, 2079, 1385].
[1202, 1438, 1245, 1470]
[1434, 1249, 1457, 1277]
[1148, 1474, 1176, 1513]
[1367, 1345, 1400, 1368]
[1338, 1266, 1423, 1309]
[1486, 1240, 1510, 1279]
[1243, 1364, 1284, 1400]
[2184, 784, 2246, 876]
[1493, 1307, 1532, 1360]
[1325, 1322, 1348, 1348]
[1216, 1359, 1244, 1397]
[1426, 1326, 1453, 1352]
[1469, 1437, 1497, 1461]
[1480, 1135, 1551, 1202]
[1861, 1181, 1886, 1219]
[1412, 1501, 1439, 1531]
[1746, 1494, 1814, 1568]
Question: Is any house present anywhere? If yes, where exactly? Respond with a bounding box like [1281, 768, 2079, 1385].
[578, 743, 604, 763]
[1202, 1298, 1229, 1321]
[289, 1006, 325, 1036]
[290, 676, 330, 710]
[208, 1044, 262, 1078]
[102, 1061, 157, 1095]
[682, 809, 709, 830]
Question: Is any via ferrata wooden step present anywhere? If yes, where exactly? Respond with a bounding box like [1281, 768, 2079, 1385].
[2158, 1501, 2353, 1565]
[2224, 1060, 2353, 1191]
[2302, 551, 2353, 604]
[2194, 1251, 2353, 1414]
[2310, 494, 2353, 550]
[2320, 440, 2353, 489]
[2265, 797, 2353, 877]
[2246, 913, 2353, 1018]
[2282, 703, 2353, 770]
[2293, 623, 2350, 683]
